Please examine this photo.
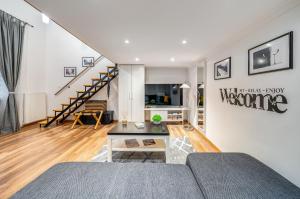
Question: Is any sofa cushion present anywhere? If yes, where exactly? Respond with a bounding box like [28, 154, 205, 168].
[12, 162, 204, 199]
[186, 153, 300, 199]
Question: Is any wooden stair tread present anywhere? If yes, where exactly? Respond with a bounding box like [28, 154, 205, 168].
[39, 120, 47, 124]
[53, 109, 62, 112]
[61, 103, 69, 106]
[84, 84, 93, 87]
[99, 72, 113, 77]
[70, 97, 87, 99]
[91, 78, 101, 81]
[77, 90, 96, 93]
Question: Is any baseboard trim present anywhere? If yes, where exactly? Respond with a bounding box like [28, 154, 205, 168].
[22, 119, 45, 127]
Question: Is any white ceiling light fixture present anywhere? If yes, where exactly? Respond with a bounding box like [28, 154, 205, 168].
[124, 39, 130, 44]
[180, 81, 190, 89]
[170, 57, 175, 62]
[182, 40, 187, 44]
[41, 13, 50, 24]
[135, 57, 140, 62]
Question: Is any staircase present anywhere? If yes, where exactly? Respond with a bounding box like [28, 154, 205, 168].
[39, 65, 118, 128]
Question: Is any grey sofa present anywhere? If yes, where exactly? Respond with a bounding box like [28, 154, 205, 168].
[12, 153, 300, 199]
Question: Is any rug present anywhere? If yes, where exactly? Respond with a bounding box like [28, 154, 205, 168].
[91, 136, 195, 164]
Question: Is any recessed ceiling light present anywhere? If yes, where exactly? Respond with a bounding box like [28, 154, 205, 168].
[124, 39, 130, 44]
[41, 13, 50, 24]
[170, 57, 175, 62]
[182, 40, 187, 44]
[135, 57, 140, 62]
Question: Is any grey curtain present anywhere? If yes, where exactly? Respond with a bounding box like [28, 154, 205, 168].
[0, 10, 25, 132]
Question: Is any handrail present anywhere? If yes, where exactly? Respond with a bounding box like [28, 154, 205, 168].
[55, 55, 105, 96]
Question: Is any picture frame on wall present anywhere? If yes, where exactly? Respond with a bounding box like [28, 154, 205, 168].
[82, 57, 94, 67]
[214, 57, 231, 80]
[248, 31, 293, 76]
[64, 67, 77, 77]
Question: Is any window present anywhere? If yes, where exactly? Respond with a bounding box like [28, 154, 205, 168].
[0, 74, 8, 127]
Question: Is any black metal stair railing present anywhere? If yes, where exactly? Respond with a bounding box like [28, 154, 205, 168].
[44, 66, 118, 127]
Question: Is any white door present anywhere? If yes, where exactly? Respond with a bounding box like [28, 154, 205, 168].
[131, 65, 145, 122]
[118, 65, 132, 121]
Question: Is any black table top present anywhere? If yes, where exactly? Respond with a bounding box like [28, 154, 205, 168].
[108, 122, 169, 136]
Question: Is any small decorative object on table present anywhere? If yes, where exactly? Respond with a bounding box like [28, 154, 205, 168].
[135, 122, 145, 129]
[121, 119, 128, 126]
[152, 114, 162, 125]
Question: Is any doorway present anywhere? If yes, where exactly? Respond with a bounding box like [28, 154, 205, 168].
[197, 65, 205, 132]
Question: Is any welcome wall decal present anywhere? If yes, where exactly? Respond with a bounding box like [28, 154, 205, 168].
[220, 88, 287, 113]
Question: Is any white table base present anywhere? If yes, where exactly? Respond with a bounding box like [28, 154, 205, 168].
[107, 135, 170, 163]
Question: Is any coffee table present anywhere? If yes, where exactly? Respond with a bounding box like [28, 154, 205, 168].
[107, 122, 170, 163]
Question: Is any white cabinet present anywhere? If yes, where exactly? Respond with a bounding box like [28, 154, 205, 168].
[118, 65, 145, 122]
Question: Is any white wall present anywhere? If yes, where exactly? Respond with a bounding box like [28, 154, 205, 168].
[206, 5, 300, 187]
[0, 0, 48, 124]
[0, 0, 118, 123]
[43, 17, 118, 120]
[197, 67, 204, 84]
[145, 67, 188, 84]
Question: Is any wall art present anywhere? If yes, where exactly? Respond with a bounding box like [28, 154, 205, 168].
[64, 67, 77, 77]
[219, 87, 287, 114]
[248, 31, 293, 75]
[82, 57, 94, 67]
[214, 57, 231, 80]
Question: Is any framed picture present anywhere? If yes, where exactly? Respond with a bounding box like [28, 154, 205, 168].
[64, 67, 77, 77]
[82, 57, 94, 67]
[214, 57, 231, 80]
[248, 31, 293, 75]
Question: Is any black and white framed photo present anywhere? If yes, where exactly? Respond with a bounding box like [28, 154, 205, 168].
[248, 31, 293, 75]
[64, 67, 77, 77]
[214, 57, 231, 80]
[82, 57, 94, 67]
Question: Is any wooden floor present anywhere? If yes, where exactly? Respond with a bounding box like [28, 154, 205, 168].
[0, 122, 219, 199]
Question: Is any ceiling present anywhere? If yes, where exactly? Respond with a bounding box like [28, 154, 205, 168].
[25, 0, 299, 66]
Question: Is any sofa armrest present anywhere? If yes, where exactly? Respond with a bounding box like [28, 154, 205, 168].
[186, 153, 300, 199]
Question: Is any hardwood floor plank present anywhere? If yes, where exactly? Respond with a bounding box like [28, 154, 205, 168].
[0, 122, 219, 198]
